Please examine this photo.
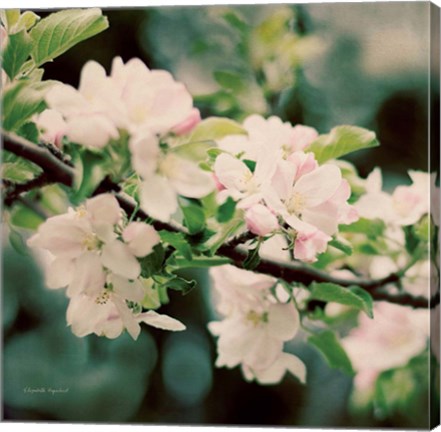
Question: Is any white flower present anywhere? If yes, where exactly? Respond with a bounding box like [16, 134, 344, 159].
[67, 274, 185, 340]
[27, 194, 185, 340]
[46, 61, 120, 148]
[264, 153, 356, 261]
[130, 131, 214, 222]
[342, 302, 429, 391]
[208, 265, 305, 385]
[209, 302, 301, 371]
[356, 168, 436, 226]
[217, 114, 318, 161]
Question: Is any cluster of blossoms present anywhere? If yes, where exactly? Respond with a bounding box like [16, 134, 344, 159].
[28, 193, 185, 340]
[208, 265, 306, 385]
[338, 168, 439, 393]
[35, 57, 214, 222]
[214, 114, 359, 262]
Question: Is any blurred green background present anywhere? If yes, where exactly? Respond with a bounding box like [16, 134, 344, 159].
[2, 2, 439, 427]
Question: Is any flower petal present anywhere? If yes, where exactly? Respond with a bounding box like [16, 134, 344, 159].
[293, 164, 342, 208]
[138, 310, 186, 331]
[122, 222, 160, 257]
[139, 175, 178, 222]
[101, 240, 141, 279]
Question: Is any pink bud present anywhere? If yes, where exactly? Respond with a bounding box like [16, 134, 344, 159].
[172, 108, 201, 135]
[294, 229, 330, 262]
[245, 204, 279, 236]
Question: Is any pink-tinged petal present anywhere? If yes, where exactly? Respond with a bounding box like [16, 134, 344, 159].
[294, 230, 331, 262]
[101, 240, 141, 279]
[293, 164, 342, 208]
[266, 303, 300, 341]
[167, 155, 215, 198]
[213, 173, 226, 191]
[129, 132, 160, 178]
[214, 153, 252, 193]
[86, 194, 122, 227]
[245, 204, 279, 236]
[172, 108, 201, 135]
[270, 159, 297, 202]
[46, 84, 89, 117]
[46, 257, 75, 289]
[110, 274, 145, 303]
[66, 113, 119, 149]
[290, 125, 319, 151]
[67, 252, 105, 297]
[122, 222, 160, 257]
[140, 175, 178, 222]
[253, 352, 307, 385]
[288, 151, 318, 180]
[137, 310, 186, 331]
[112, 296, 141, 340]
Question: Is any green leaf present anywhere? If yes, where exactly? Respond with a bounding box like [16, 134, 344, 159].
[223, 10, 249, 33]
[308, 330, 354, 375]
[2, 150, 42, 183]
[414, 215, 430, 242]
[165, 276, 196, 295]
[188, 117, 247, 142]
[71, 151, 106, 205]
[205, 218, 245, 255]
[2, 30, 33, 80]
[17, 122, 39, 143]
[328, 237, 353, 255]
[306, 126, 380, 164]
[9, 230, 29, 256]
[403, 225, 420, 255]
[243, 245, 260, 270]
[242, 159, 256, 172]
[214, 70, 246, 92]
[216, 196, 237, 223]
[171, 255, 231, 268]
[139, 245, 165, 278]
[309, 282, 373, 318]
[339, 217, 385, 240]
[15, 11, 40, 31]
[181, 201, 206, 235]
[0, 10, 20, 29]
[172, 140, 217, 162]
[159, 231, 192, 261]
[30, 8, 108, 67]
[10, 203, 44, 230]
[2, 80, 49, 131]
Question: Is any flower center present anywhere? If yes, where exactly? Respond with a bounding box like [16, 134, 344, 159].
[95, 290, 110, 305]
[75, 205, 88, 218]
[82, 233, 100, 251]
[246, 310, 268, 326]
[287, 192, 306, 215]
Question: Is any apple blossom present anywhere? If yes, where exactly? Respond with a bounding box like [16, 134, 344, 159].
[208, 265, 306, 385]
[356, 168, 437, 226]
[27, 193, 184, 340]
[342, 301, 429, 392]
[129, 131, 215, 222]
[217, 114, 318, 160]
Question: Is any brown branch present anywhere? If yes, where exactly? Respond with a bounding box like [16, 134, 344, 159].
[2, 130, 436, 309]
